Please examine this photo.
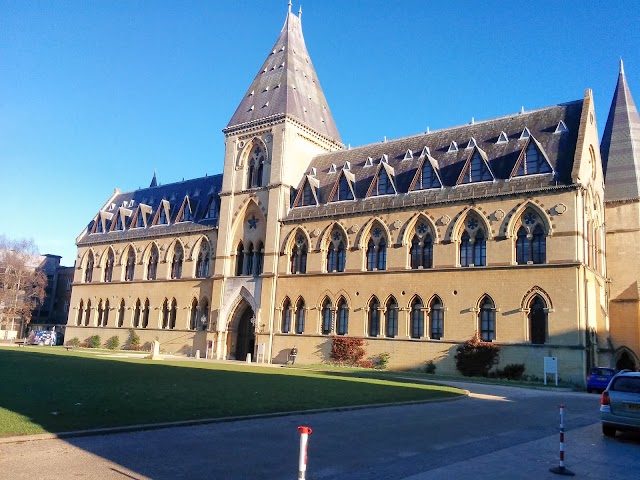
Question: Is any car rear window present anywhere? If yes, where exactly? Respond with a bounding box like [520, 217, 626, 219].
[591, 368, 614, 376]
[611, 377, 640, 393]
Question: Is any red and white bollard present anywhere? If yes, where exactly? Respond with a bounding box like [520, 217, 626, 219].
[297, 426, 313, 480]
[549, 404, 574, 476]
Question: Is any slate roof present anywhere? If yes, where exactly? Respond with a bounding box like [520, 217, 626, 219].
[600, 60, 640, 202]
[225, 10, 342, 144]
[287, 100, 583, 222]
[78, 174, 223, 245]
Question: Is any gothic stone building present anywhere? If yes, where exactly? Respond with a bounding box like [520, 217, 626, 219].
[65, 9, 640, 383]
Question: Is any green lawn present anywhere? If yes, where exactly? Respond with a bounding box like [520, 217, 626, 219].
[0, 348, 464, 436]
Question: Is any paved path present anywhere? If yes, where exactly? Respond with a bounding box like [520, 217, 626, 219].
[1, 381, 638, 479]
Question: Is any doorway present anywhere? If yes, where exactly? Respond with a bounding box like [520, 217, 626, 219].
[235, 307, 255, 361]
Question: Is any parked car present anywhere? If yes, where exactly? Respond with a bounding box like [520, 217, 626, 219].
[27, 330, 55, 346]
[587, 367, 616, 393]
[601, 371, 640, 437]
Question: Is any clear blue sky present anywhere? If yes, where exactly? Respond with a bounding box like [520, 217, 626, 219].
[2, 1, 639, 266]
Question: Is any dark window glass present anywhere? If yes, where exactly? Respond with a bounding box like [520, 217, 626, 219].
[460, 231, 472, 267]
[302, 182, 314, 206]
[532, 225, 546, 264]
[480, 297, 496, 341]
[171, 244, 183, 279]
[147, 245, 158, 280]
[117, 300, 125, 327]
[327, 244, 336, 272]
[377, 239, 386, 271]
[369, 298, 380, 337]
[337, 243, 346, 272]
[125, 249, 135, 281]
[386, 299, 398, 338]
[295, 301, 305, 334]
[322, 300, 332, 335]
[104, 250, 114, 282]
[236, 243, 244, 276]
[430, 297, 444, 340]
[516, 226, 529, 265]
[474, 230, 486, 266]
[529, 296, 547, 345]
[142, 299, 149, 328]
[136, 211, 145, 228]
[411, 300, 424, 339]
[134, 300, 141, 328]
[337, 299, 349, 335]
[282, 299, 291, 333]
[366, 239, 376, 271]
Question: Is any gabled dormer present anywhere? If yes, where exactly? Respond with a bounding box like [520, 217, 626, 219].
[457, 147, 494, 185]
[410, 154, 442, 191]
[111, 207, 132, 231]
[367, 161, 397, 197]
[153, 199, 172, 226]
[92, 211, 113, 234]
[329, 169, 356, 202]
[294, 175, 321, 206]
[510, 137, 553, 178]
[177, 196, 196, 222]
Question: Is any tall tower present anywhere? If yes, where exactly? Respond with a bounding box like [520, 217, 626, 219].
[212, 6, 342, 360]
[601, 60, 640, 370]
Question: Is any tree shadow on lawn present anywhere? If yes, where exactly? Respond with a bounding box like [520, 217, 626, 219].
[0, 349, 463, 436]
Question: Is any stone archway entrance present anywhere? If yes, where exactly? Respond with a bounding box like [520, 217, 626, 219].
[234, 305, 255, 361]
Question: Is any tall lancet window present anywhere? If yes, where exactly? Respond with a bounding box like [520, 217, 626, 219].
[247, 145, 266, 188]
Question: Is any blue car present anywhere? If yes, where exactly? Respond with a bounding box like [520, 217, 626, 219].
[587, 367, 616, 393]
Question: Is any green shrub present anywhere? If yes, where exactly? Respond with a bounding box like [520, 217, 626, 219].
[425, 360, 436, 374]
[359, 360, 375, 369]
[496, 363, 526, 380]
[66, 337, 81, 348]
[330, 336, 366, 366]
[128, 329, 141, 350]
[454, 333, 500, 377]
[105, 335, 120, 350]
[88, 335, 101, 349]
[376, 352, 391, 370]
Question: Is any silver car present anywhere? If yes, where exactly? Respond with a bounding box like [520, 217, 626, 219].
[600, 371, 640, 437]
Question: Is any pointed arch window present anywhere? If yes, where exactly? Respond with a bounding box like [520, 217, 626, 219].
[196, 241, 210, 278]
[190, 299, 198, 330]
[117, 300, 125, 327]
[337, 298, 349, 335]
[410, 298, 424, 339]
[479, 296, 496, 342]
[104, 250, 114, 282]
[236, 242, 244, 276]
[290, 234, 308, 274]
[529, 295, 547, 345]
[368, 297, 380, 337]
[327, 229, 346, 273]
[84, 253, 94, 283]
[385, 297, 398, 338]
[460, 217, 486, 267]
[321, 298, 332, 335]
[410, 223, 433, 269]
[161, 299, 170, 329]
[247, 145, 266, 188]
[429, 297, 444, 340]
[142, 299, 150, 328]
[103, 299, 110, 327]
[147, 245, 159, 280]
[84, 299, 92, 326]
[171, 243, 183, 279]
[200, 299, 209, 330]
[281, 298, 292, 333]
[515, 211, 547, 265]
[133, 299, 141, 328]
[169, 299, 177, 329]
[125, 248, 135, 281]
[366, 227, 387, 271]
[76, 300, 84, 326]
[295, 299, 305, 334]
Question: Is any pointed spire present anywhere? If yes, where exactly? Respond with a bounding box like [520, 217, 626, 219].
[225, 7, 342, 144]
[149, 169, 158, 188]
[601, 60, 640, 202]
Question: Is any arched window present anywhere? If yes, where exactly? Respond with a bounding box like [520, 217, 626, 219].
[327, 229, 346, 272]
[84, 299, 92, 326]
[290, 234, 308, 274]
[281, 298, 292, 333]
[133, 299, 141, 328]
[295, 299, 305, 334]
[254, 241, 264, 276]
[368, 297, 380, 337]
[321, 298, 332, 335]
[460, 216, 486, 267]
[103, 299, 110, 327]
[236, 242, 244, 276]
[171, 243, 183, 279]
[410, 298, 424, 339]
[200, 299, 209, 330]
[429, 296, 444, 340]
[385, 297, 398, 338]
[529, 295, 547, 345]
[479, 296, 496, 342]
[104, 249, 114, 282]
[84, 253, 94, 283]
[97, 299, 104, 327]
[117, 300, 125, 327]
[147, 244, 159, 280]
[410, 223, 433, 269]
[77, 300, 84, 326]
[169, 299, 177, 329]
[337, 298, 349, 335]
[142, 299, 150, 328]
[190, 299, 198, 330]
[515, 210, 547, 265]
[366, 226, 387, 271]
[246, 243, 255, 276]
[125, 248, 135, 281]
[196, 241, 210, 278]
[161, 299, 169, 329]
[247, 145, 265, 188]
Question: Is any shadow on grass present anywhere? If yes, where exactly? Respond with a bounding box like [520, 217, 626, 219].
[0, 348, 463, 436]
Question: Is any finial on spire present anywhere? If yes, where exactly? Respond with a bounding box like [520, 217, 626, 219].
[288, 0, 292, 13]
[298, 5, 302, 16]
[620, 58, 625, 75]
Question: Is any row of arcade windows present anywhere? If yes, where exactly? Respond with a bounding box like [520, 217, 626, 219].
[83, 242, 211, 283]
[75, 298, 210, 331]
[236, 241, 264, 276]
[279, 294, 550, 344]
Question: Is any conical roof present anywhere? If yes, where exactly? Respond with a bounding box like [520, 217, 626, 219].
[601, 60, 640, 202]
[226, 9, 342, 144]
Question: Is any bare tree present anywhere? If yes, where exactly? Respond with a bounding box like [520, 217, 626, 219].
[0, 235, 47, 339]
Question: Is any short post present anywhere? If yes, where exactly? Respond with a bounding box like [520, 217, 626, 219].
[549, 404, 574, 476]
[297, 426, 313, 480]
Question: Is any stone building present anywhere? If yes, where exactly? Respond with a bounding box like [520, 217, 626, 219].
[65, 7, 639, 382]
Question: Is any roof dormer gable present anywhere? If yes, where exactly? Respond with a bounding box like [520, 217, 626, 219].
[457, 147, 494, 185]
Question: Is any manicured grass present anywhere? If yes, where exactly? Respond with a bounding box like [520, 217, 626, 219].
[0, 348, 464, 436]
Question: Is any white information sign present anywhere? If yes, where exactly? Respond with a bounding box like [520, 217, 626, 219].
[544, 356, 558, 386]
[256, 342, 266, 363]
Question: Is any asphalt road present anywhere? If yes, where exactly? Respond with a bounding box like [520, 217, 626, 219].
[1, 381, 639, 480]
